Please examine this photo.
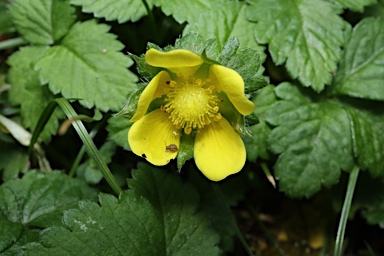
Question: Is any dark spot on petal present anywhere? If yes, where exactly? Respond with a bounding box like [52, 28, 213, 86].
[166, 81, 170, 84]
[142, 154, 146, 158]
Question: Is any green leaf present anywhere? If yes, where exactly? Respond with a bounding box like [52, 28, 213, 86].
[23, 193, 163, 256]
[8, 0, 76, 44]
[266, 83, 354, 197]
[25, 165, 219, 255]
[244, 85, 276, 161]
[35, 20, 138, 112]
[7, 46, 62, 141]
[153, 0, 265, 56]
[334, 18, 384, 101]
[343, 101, 384, 175]
[331, 0, 377, 11]
[77, 141, 117, 184]
[246, 0, 345, 92]
[0, 2, 14, 34]
[0, 141, 28, 181]
[106, 115, 132, 150]
[0, 220, 23, 252]
[128, 163, 220, 255]
[188, 168, 249, 252]
[218, 38, 268, 94]
[0, 171, 97, 254]
[0, 170, 97, 227]
[70, 0, 151, 23]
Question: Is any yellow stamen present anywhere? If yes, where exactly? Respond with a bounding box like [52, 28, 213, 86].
[164, 78, 220, 133]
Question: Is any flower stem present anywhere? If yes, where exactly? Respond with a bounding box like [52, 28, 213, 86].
[0, 37, 27, 51]
[334, 166, 360, 256]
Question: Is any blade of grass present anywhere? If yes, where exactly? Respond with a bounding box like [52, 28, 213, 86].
[55, 98, 123, 195]
[212, 183, 254, 256]
[0, 37, 26, 50]
[29, 98, 123, 195]
[334, 166, 360, 256]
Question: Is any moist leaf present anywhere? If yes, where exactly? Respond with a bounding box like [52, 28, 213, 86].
[334, 18, 384, 101]
[35, 20, 138, 112]
[246, 0, 345, 92]
[266, 83, 354, 197]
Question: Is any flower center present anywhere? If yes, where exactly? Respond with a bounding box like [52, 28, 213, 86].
[163, 78, 221, 134]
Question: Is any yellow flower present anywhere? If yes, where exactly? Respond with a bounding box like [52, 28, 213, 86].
[128, 48, 254, 181]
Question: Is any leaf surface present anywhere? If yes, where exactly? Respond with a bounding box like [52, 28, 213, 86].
[7, 46, 61, 141]
[35, 20, 137, 111]
[334, 18, 384, 101]
[266, 83, 354, 197]
[70, 0, 151, 23]
[8, 0, 76, 44]
[24, 164, 219, 255]
[331, 0, 377, 11]
[246, 0, 345, 91]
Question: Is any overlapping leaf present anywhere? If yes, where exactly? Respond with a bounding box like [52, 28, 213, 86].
[266, 83, 354, 197]
[246, 0, 345, 92]
[70, 0, 152, 23]
[331, 0, 377, 11]
[244, 85, 276, 161]
[7, 46, 61, 141]
[35, 20, 138, 111]
[106, 115, 132, 150]
[344, 102, 384, 176]
[334, 18, 384, 101]
[153, 0, 265, 57]
[24, 164, 220, 255]
[8, 0, 76, 44]
[0, 171, 97, 254]
[128, 163, 220, 255]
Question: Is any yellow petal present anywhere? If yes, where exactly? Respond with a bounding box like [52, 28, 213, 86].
[194, 118, 246, 181]
[128, 109, 180, 165]
[210, 64, 254, 115]
[145, 48, 204, 76]
[130, 71, 171, 122]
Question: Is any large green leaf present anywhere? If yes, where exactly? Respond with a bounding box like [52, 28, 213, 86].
[35, 20, 138, 111]
[7, 46, 61, 141]
[128, 163, 220, 255]
[246, 0, 345, 92]
[153, 0, 265, 57]
[331, 0, 377, 11]
[266, 83, 354, 197]
[24, 164, 220, 255]
[344, 102, 384, 176]
[70, 0, 152, 23]
[8, 0, 76, 44]
[0, 171, 97, 255]
[334, 18, 384, 101]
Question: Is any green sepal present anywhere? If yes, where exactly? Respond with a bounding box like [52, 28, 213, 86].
[176, 131, 195, 171]
[115, 86, 145, 120]
[135, 33, 268, 98]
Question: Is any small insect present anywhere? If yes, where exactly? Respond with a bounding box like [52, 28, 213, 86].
[165, 143, 178, 153]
